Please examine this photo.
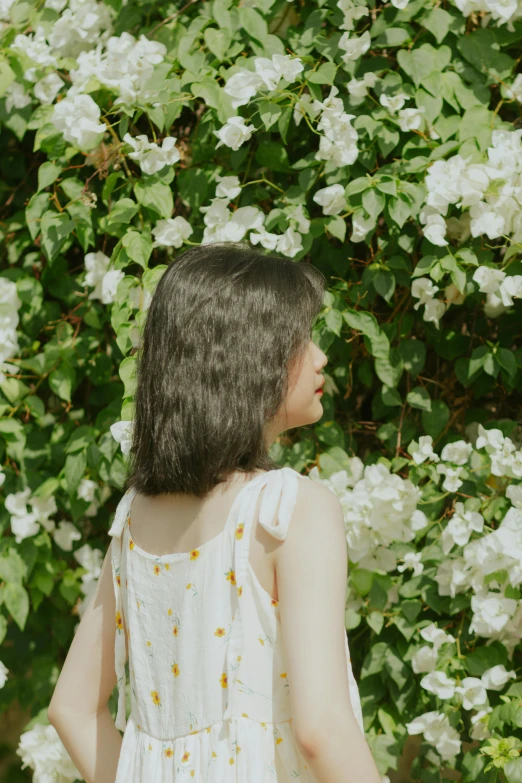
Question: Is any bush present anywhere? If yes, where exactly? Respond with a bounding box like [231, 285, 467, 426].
[1, 0, 522, 780]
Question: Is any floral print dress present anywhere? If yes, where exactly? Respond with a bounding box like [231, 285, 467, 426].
[108, 466, 364, 781]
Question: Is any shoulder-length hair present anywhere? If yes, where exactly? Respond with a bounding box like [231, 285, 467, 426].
[124, 241, 326, 498]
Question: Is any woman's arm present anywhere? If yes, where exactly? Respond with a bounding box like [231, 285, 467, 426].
[275, 480, 382, 783]
[47, 541, 124, 783]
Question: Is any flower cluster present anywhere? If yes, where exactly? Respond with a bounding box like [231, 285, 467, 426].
[16, 722, 81, 783]
[0, 278, 22, 383]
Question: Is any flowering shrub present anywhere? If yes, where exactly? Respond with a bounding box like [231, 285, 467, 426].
[0, 0, 521, 780]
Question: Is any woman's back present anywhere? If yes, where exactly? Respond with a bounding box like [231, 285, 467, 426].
[108, 466, 363, 781]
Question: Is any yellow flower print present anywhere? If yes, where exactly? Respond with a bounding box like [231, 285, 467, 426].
[127, 515, 131, 528]
[211, 751, 217, 758]
[115, 611, 123, 632]
[129, 538, 135, 550]
[186, 583, 192, 589]
[181, 751, 191, 763]
[151, 691, 161, 706]
[116, 575, 121, 587]
[190, 771, 195, 777]
[172, 663, 180, 677]
[164, 563, 170, 570]
[153, 564, 161, 576]
[173, 625, 179, 637]
[235, 523, 244, 540]
[271, 598, 278, 607]
[280, 672, 287, 678]
[214, 627, 226, 638]
[226, 568, 236, 585]
[237, 585, 243, 597]
[228, 758, 235, 766]
[189, 549, 200, 561]
[242, 713, 249, 718]
[167, 608, 172, 616]
[220, 673, 228, 688]
[258, 637, 265, 646]
[276, 737, 283, 745]
[164, 747, 174, 758]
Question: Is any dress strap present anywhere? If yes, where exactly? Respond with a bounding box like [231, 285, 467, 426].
[108, 488, 136, 732]
[222, 466, 307, 721]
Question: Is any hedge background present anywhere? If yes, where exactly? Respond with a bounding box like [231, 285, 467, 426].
[1, 0, 522, 780]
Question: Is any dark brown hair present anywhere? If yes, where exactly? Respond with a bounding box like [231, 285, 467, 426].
[124, 241, 326, 497]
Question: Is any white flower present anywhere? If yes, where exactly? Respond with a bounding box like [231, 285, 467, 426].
[420, 670, 457, 699]
[408, 435, 440, 465]
[224, 54, 303, 108]
[440, 441, 473, 465]
[456, 677, 488, 710]
[4, 82, 32, 113]
[0, 659, 8, 688]
[10, 26, 57, 67]
[16, 722, 82, 781]
[123, 134, 181, 175]
[347, 72, 379, 100]
[423, 214, 448, 246]
[506, 484, 522, 509]
[77, 478, 98, 504]
[412, 277, 438, 307]
[47, 0, 112, 59]
[397, 551, 424, 576]
[481, 664, 517, 691]
[420, 623, 455, 650]
[397, 106, 425, 132]
[276, 226, 303, 258]
[469, 592, 517, 638]
[313, 183, 347, 216]
[293, 92, 321, 126]
[338, 30, 371, 63]
[473, 265, 506, 294]
[214, 116, 256, 150]
[52, 93, 106, 150]
[405, 711, 461, 760]
[110, 420, 133, 456]
[423, 298, 447, 329]
[33, 72, 63, 104]
[350, 210, 374, 242]
[215, 174, 241, 200]
[152, 216, 193, 248]
[224, 70, 264, 108]
[412, 645, 438, 674]
[286, 204, 311, 234]
[101, 269, 125, 304]
[499, 274, 522, 307]
[52, 521, 82, 551]
[249, 225, 280, 251]
[379, 92, 409, 113]
[437, 463, 465, 493]
[505, 73, 522, 101]
[6, 489, 40, 544]
[442, 503, 484, 554]
[470, 708, 491, 740]
[337, 0, 370, 30]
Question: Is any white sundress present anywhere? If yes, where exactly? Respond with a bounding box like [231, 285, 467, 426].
[108, 466, 364, 781]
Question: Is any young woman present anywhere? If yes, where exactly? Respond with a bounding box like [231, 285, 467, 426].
[48, 241, 381, 783]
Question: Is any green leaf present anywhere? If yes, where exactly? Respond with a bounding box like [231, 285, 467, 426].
[134, 180, 173, 219]
[204, 27, 232, 60]
[373, 27, 410, 48]
[420, 7, 454, 44]
[0, 56, 16, 97]
[375, 351, 403, 388]
[0, 550, 27, 583]
[362, 188, 385, 220]
[48, 363, 76, 402]
[375, 177, 397, 197]
[107, 198, 139, 226]
[422, 399, 449, 439]
[121, 230, 152, 268]
[373, 270, 395, 303]
[345, 177, 371, 197]
[258, 100, 282, 130]
[255, 141, 289, 171]
[387, 196, 411, 228]
[367, 611, 384, 634]
[25, 192, 50, 241]
[306, 61, 337, 85]
[343, 310, 390, 359]
[37, 161, 62, 192]
[382, 385, 402, 407]
[399, 340, 426, 377]
[401, 599, 423, 624]
[397, 43, 452, 87]
[326, 215, 346, 242]
[4, 582, 29, 631]
[352, 568, 374, 597]
[458, 28, 515, 81]
[505, 758, 522, 783]
[466, 642, 508, 676]
[238, 7, 268, 42]
[407, 386, 431, 411]
[497, 348, 517, 378]
[277, 106, 292, 144]
[377, 127, 400, 157]
[65, 451, 87, 495]
[40, 211, 74, 262]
